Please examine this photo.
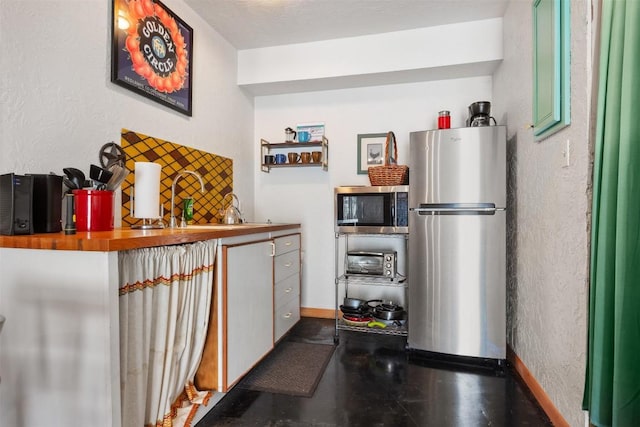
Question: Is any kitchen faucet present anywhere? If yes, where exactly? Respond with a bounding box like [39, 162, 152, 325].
[169, 170, 205, 228]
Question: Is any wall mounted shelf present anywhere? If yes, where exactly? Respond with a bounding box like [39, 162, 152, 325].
[260, 137, 329, 172]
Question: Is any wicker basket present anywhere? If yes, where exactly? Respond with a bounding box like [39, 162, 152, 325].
[368, 131, 409, 186]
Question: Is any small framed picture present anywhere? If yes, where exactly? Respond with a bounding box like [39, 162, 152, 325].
[357, 133, 387, 174]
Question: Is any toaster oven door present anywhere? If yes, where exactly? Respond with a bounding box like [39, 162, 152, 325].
[346, 252, 384, 276]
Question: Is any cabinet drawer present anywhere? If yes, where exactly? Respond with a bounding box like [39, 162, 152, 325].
[274, 234, 300, 256]
[274, 250, 300, 283]
[275, 274, 300, 309]
[274, 297, 300, 342]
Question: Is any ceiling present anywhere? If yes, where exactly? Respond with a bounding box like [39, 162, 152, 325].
[185, 0, 509, 50]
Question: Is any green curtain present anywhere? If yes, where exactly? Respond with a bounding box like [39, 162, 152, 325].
[583, 0, 640, 426]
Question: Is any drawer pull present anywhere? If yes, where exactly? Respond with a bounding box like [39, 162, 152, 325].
[283, 312, 292, 319]
[284, 262, 293, 267]
[285, 241, 292, 246]
[285, 287, 292, 293]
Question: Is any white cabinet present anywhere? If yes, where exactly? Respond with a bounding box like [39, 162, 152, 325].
[273, 234, 301, 342]
[219, 231, 301, 391]
[223, 239, 274, 390]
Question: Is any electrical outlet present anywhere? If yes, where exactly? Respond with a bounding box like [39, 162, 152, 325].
[562, 139, 571, 168]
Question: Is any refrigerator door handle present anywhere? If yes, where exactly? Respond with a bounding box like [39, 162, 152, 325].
[411, 203, 500, 215]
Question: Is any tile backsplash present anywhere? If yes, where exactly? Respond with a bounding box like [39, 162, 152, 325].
[121, 128, 233, 226]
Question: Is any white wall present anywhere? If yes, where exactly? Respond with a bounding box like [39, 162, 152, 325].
[238, 19, 502, 94]
[0, 1, 593, 424]
[254, 76, 492, 310]
[492, 1, 592, 425]
[0, 2, 253, 424]
[0, 0, 255, 218]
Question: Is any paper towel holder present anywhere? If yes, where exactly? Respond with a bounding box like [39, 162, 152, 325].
[130, 188, 166, 229]
[130, 162, 165, 230]
[131, 219, 164, 230]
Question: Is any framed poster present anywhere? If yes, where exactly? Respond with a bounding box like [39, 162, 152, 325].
[357, 133, 387, 174]
[111, 0, 193, 116]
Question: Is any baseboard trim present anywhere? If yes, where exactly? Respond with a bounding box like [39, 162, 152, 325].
[507, 346, 569, 427]
[301, 307, 335, 319]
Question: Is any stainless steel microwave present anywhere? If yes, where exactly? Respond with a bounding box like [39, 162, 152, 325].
[334, 185, 409, 234]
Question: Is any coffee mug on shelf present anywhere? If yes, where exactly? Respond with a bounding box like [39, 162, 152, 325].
[288, 152, 300, 164]
[264, 155, 275, 165]
[275, 154, 287, 164]
[298, 131, 311, 143]
[311, 151, 322, 163]
[300, 152, 311, 163]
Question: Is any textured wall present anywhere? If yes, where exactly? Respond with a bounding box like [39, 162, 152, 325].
[0, 2, 252, 422]
[492, 1, 592, 425]
[0, 0, 254, 221]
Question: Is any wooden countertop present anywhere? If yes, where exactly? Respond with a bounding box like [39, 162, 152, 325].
[0, 223, 300, 252]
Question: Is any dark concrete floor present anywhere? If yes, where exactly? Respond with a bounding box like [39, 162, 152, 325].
[196, 318, 552, 426]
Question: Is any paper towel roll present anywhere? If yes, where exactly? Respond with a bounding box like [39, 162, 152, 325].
[134, 162, 161, 218]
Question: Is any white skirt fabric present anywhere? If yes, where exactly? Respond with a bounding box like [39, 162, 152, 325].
[118, 240, 217, 427]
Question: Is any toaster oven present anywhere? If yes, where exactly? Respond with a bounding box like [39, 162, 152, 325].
[345, 251, 397, 278]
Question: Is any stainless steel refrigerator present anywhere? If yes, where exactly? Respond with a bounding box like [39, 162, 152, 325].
[407, 126, 506, 360]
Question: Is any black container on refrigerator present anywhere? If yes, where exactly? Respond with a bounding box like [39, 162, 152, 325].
[466, 101, 497, 127]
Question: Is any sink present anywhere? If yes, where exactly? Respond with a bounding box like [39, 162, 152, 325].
[186, 223, 272, 230]
[186, 224, 249, 230]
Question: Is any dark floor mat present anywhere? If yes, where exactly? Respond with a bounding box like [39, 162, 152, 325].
[238, 341, 335, 397]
